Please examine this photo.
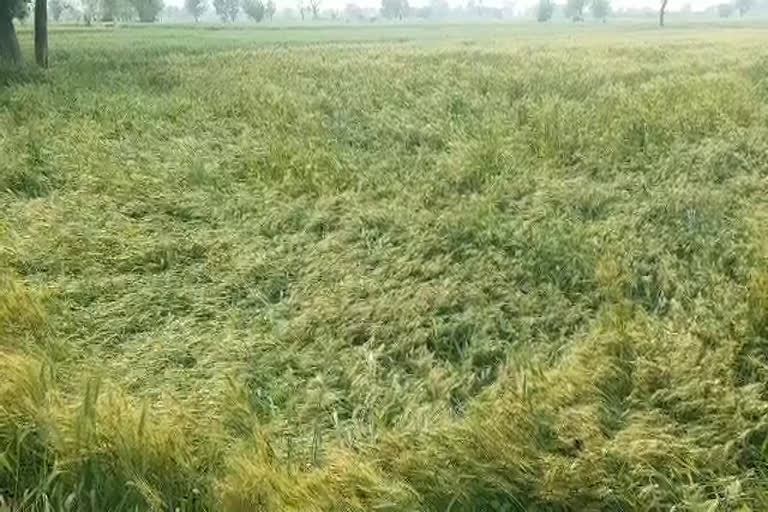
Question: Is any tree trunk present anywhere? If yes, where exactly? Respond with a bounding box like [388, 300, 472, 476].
[659, 0, 668, 27]
[35, 0, 48, 67]
[0, 15, 21, 64]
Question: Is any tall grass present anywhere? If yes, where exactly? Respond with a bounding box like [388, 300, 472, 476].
[2, 23, 768, 510]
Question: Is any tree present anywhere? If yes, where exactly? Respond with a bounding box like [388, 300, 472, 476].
[35, 0, 46, 67]
[590, 0, 610, 21]
[308, 0, 319, 18]
[659, 0, 667, 26]
[565, 0, 585, 20]
[101, 0, 118, 20]
[0, 0, 28, 62]
[381, 0, 407, 19]
[265, 0, 274, 19]
[50, 0, 65, 20]
[344, 2, 362, 19]
[241, 0, 264, 20]
[161, 3, 182, 17]
[427, 0, 448, 17]
[502, 0, 516, 17]
[536, 0, 552, 21]
[116, 0, 134, 20]
[734, 0, 753, 16]
[82, 0, 99, 24]
[717, 2, 733, 16]
[184, 0, 205, 21]
[103, 0, 133, 20]
[130, 0, 162, 21]
[213, 0, 237, 20]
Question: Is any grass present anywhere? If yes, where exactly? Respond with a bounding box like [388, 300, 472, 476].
[1, 21, 768, 510]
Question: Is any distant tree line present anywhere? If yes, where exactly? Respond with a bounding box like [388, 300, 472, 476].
[45, 0, 162, 22]
[536, 0, 611, 22]
[716, 0, 756, 17]
[181, 0, 768, 22]
[42, 0, 281, 23]
[31, 0, 768, 26]
[535, 0, 767, 24]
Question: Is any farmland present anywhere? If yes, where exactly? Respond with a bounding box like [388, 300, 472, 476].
[2, 22, 768, 510]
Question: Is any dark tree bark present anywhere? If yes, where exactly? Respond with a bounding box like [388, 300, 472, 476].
[659, 0, 668, 26]
[34, 0, 47, 67]
[0, 14, 21, 63]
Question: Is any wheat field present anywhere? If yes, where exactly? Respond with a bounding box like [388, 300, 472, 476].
[2, 22, 768, 511]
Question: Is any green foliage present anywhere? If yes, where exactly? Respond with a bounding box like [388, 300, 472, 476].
[101, 0, 116, 20]
[241, 0, 264, 21]
[213, 0, 237, 21]
[185, 0, 206, 21]
[0, 273, 47, 348]
[734, 0, 754, 16]
[80, 0, 98, 23]
[719, 2, 735, 16]
[101, 0, 134, 21]
[0, 0, 28, 20]
[100, 0, 126, 21]
[0, 0, 27, 63]
[116, 0, 135, 19]
[130, 0, 162, 21]
[565, 0, 586, 20]
[590, 0, 610, 20]
[380, 0, 407, 19]
[536, 0, 553, 21]
[48, 0, 65, 21]
[3, 23, 768, 511]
